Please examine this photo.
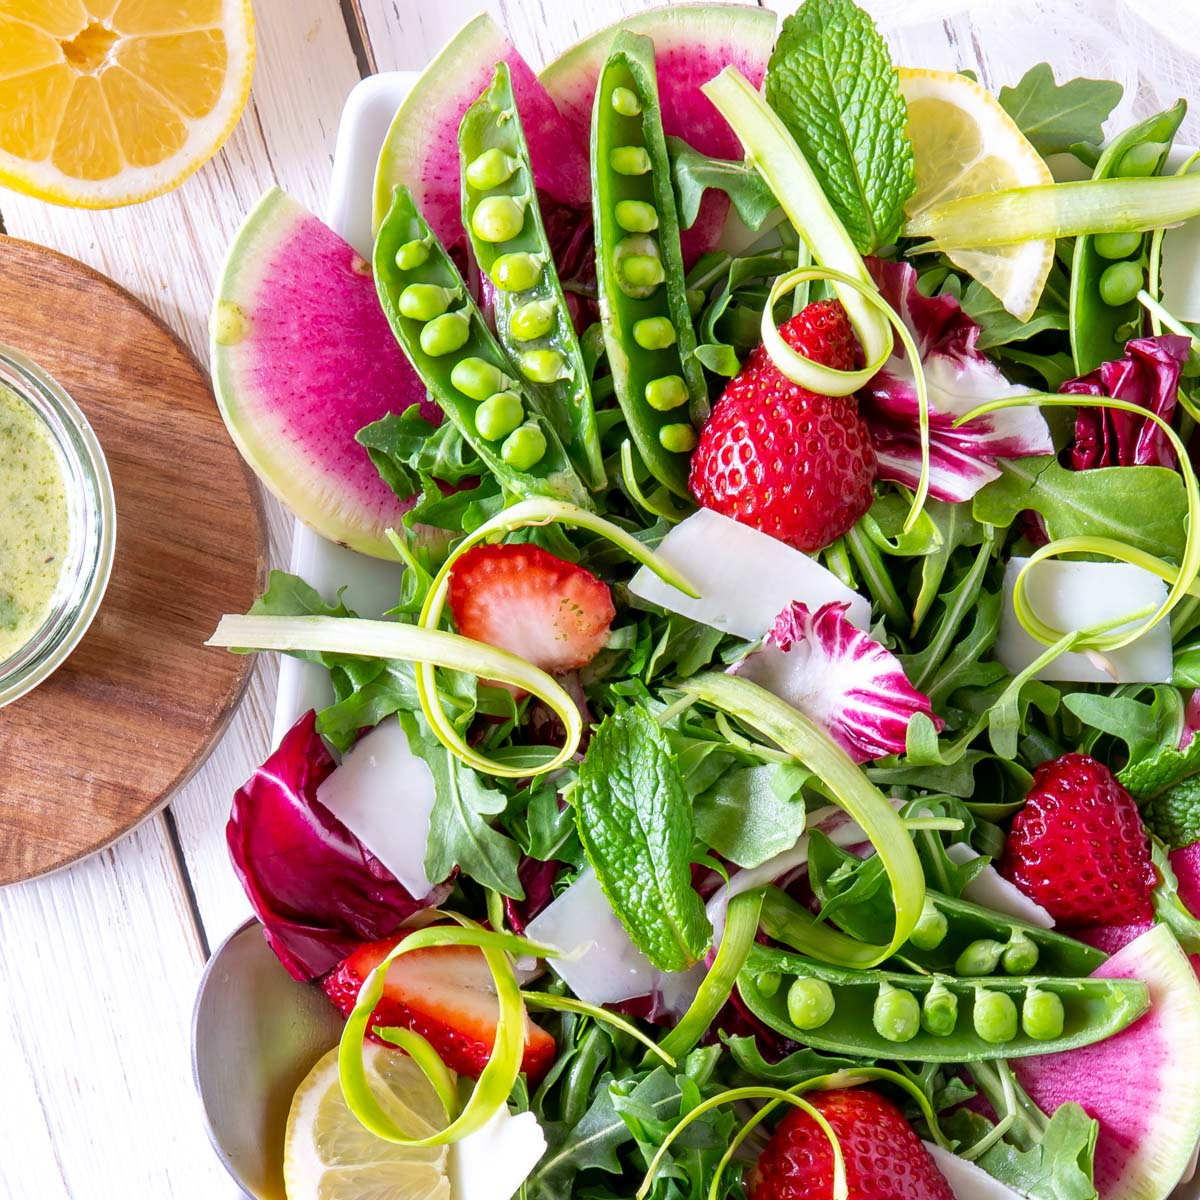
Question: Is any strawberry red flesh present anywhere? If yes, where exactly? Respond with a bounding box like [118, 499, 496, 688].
[447, 543, 615, 678]
[1000, 753, 1156, 927]
[748, 1087, 954, 1200]
[322, 934, 556, 1083]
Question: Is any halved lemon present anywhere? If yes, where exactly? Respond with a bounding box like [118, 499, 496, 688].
[898, 66, 1054, 321]
[0, 0, 254, 208]
[283, 1044, 452, 1200]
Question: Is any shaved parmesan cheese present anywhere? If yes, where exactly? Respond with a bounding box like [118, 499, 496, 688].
[924, 1142, 1025, 1199]
[946, 843, 1055, 929]
[628, 509, 870, 639]
[997, 557, 1172, 684]
[450, 1109, 547, 1200]
[315, 718, 436, 898]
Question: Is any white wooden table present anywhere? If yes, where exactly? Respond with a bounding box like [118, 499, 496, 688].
[1, 1, 1196, 1196]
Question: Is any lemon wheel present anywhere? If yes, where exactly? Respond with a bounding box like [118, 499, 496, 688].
[0, 0, 255, 208]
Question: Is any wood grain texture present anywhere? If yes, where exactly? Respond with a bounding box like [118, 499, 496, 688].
[0, 237, 267, 883]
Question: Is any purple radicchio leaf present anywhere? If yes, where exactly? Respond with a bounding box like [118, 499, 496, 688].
[503, 856, 563, 935]
[860, 257, 1054, 502]
[1065, 335, 1190, 470]
[227, 710, 449, 981]
[733, 601, 941, 763]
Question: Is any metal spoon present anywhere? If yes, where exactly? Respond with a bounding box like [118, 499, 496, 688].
[191, 918, 344, 1199]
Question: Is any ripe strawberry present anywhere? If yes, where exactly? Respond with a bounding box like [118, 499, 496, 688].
[689, 302, 876, 553]
[1000, 753, 1156, 926]
[322, 933, 557, 1083]
[447, 543, 615, 676]
[748, 1087, 954, 1200]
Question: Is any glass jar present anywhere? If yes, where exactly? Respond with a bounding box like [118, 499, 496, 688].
[0, 345, 116, 708]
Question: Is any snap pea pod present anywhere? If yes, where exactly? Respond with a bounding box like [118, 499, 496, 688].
[591, 32, 707, 498]
[459, 64, 605, 492]
[900, 890, 1106, 978]
[374, 186, 591, 508]
[1069, 101, 1186, 374]
[737, 944, 1148, 1063]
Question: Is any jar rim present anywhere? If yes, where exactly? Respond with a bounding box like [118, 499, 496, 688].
[0, 345, 116, 708]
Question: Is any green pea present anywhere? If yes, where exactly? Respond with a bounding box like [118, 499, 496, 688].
[645, 375, 689, 412]
[1094, 231, 1143, 260]
[786, 977, 835, 1030]
[1098, 260, 1144, 307]
[465, 147, 519, 191]
[509, 300, 556, 342]
[633, 316, 677, 350]
[501, 422, 547, 470]
[754, 971, 782, 999]
[1022, 987, 1066, 1041]
[472, 195, 528, 243]
[686, 288, 706, 317]
[1117, 141, 1166, 177]
[872, 981, 921, 1043]
[398, 283, 457, 322]
[611, 86, 642, 116]
[921, 979, 959, 1037]
[475, 392, 524, 441]
[519, 348, 567, 383]
[955, 938, 1005, 977]
[418, 311, 471, 357]
[620, 254, 665, 292]
[611, 145, 651, 175]
[394, 239, 430, 271]
[450, 356, 510, 402]
[491, 252, 544, 292]
[1002, 931, 1040, 976]
[973, 988, 1019, 1044]
[659, 423, 697, 454]
[908, 898, 949, 951]
[615, 199, 659, 234]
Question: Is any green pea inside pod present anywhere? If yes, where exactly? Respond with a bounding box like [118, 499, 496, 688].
[398, 283, 458, 321]
[1001, 930, 1040, 976]
[907, 897, 949, 951]
[685, 288, 706, 317]
[659, 423, 697, 453]
[613, 235, 664, 299]
[754, 971, 782, 999]
[615, 199, 659, 234]
[973, 987, 1018, 1044]
[519, 348, 568, 384]
[475, 392, 524, 442]
[419, 310, 471, 357]
[394, 238, 431, 271]
[786, 976, 835, 1030]
[611, 85, 642, 116]
[955, 938, 1005, 977]
[472, 195, 529, 244]
[465, 147, 519, 191]
[872, 981, 920, 1043]
[450, 356, 512, 402]
[610, 145, 651, 175]
[1094, 231, 1143, 260]
[644, 375, 688, 412]
[501, 422, 547, 470]
[1098, 259, 1145, 306]
[921, 979, 958, 1037]
[1022, 986, 1066, 1041]
[509, 300, 556, 343]
[633, 316, 677, 350]
[1117, 140, 1167, 177]
[490, 252, 545, 292]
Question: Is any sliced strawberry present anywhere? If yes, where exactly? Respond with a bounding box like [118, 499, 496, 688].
[448, 543, 615, 676]
[322, 933, 556, 1083]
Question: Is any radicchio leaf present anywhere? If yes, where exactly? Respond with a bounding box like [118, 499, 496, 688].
[227, 710, 448, 981]
[861, 258, 1054, 502]
[1065, 335, 1190, 470]
[733, 601, 941, 763]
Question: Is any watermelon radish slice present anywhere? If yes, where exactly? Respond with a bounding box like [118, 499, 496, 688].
[539, 4, 777, 260]
[1014, 925, 1200, 1200]
[211, 188, 428, 560]
[372, 14, 589, 246]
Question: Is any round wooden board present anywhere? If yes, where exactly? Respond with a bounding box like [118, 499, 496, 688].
[0, 237, 267, 885]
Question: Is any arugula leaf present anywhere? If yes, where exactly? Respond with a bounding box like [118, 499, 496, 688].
[998, 63, 1123, 157]
[358, 404, 484, 500]
[722, 1034, 859, 1084]
[575, 706, 712, 971]
[251, 569, 353, 621]
[399, 710, 524, 898]
[692, 764, 811, 868]
[960, 271, 1069, 350]
[971, 1101, 1099, 1200]
[764, 0, 914, 253]
[667, 137, 777, 231]
[973, 457, 1189, 562]
[1150, 837, 1200, 952]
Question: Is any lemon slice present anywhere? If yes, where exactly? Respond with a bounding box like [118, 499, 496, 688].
[898, 66, 1054, 321]
[0, 0, 254, 208]
[283, 1045, 452, 1200]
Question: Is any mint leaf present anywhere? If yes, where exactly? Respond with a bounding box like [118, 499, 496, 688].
[667, 137, 777, 231]
[575, 706, 712, 970]
[998, 63, 1123, 157]
[1143, 777, 1200, 849]
[693, 764, 811, 868]
[400, 710, 524, 898]
[764, 0, 914, 253]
